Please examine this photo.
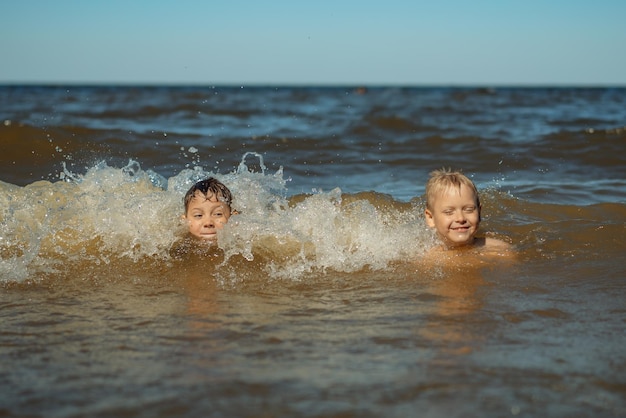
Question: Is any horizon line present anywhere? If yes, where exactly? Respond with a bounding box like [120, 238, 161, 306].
[2, 81, 626, 89]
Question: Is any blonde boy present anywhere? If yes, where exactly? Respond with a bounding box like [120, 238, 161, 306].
[424, 169, 510, 252]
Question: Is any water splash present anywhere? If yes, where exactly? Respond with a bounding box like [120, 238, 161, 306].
[1, 153, 431, 284]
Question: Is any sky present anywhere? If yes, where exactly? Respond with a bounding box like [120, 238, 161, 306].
[2, 0, 625, 86]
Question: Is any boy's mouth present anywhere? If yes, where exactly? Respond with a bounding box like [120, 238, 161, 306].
[451, 226, 470, 231]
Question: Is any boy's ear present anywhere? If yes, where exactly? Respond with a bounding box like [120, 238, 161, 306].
[424, 208, 435, 228]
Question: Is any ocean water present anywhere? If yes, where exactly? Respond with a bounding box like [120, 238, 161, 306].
[1, 85, 625, 417]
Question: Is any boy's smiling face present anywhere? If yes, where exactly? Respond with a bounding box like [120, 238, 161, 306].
[425, 183, 481, 248]
[184, 191, 231, 241]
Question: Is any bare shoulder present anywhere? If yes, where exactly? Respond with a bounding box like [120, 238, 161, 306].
[416, 236, 516, 269]
[480, 237, 516, 259]
[484, 237, 511, 249]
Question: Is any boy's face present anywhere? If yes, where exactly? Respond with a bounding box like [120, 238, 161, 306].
[184, 191, 231, 241]
[425, 184, 481, 248]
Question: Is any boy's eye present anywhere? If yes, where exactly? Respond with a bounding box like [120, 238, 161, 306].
[464, 207, 476, 213]
[443, 210, 454, 215]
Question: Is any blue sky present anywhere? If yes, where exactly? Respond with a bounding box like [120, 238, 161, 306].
[2, 0, 625, 85]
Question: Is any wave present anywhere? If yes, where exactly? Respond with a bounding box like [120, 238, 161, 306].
[2, 152, 625, 286]
[0, 153, 431, 284]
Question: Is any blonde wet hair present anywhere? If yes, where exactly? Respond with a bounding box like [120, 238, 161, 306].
[425, 168, 480, 210]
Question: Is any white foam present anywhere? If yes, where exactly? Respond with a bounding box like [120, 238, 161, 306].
[1, 153, 432, 283]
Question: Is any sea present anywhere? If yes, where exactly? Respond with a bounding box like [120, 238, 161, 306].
[1, 85, 625, 417]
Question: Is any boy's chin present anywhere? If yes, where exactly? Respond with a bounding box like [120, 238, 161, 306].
[189, 233, 218, 243]
[442, 235, 476, 248]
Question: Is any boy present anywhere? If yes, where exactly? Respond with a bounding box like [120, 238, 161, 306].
[424, 168, 510, 254]
[183, 177, 235, 241]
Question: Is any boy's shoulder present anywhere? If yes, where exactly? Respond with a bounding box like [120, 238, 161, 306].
[478, 236, 512, 251]
[472, 237, 515, 259]
[422, 236, 515, 266]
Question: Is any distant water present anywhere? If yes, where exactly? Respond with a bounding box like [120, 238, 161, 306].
[1, 85, 625, 417]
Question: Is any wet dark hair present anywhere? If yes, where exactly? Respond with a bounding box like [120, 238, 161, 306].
[183, 178, 233, 213]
